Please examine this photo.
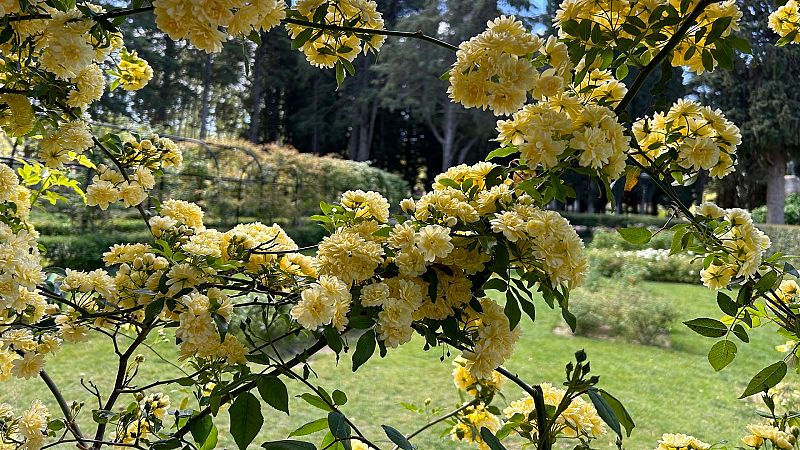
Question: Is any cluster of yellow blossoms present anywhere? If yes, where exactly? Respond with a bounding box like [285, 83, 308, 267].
[0, 401, 49, 450]
[55, 199, 314, 365]
[108, 393, 171, 448]
[555, 0, 742, 74]
[633, 99, 742, 181]
[0, 94, 36, 136]
[452, 357, 505, 398]
[769, 0, 800, 44]
[115, 49, 154, 91]
[450, 404, 502, 450]
[0, 3, 152, 164]
[503, 382, 605, 439]
[154, 0, 286, 53]
[85, 136, 182, 210]
[655, 433, 711, 449]
[291, 161, 587, 376]
[0, 163, 50, 382]
[695, 203, 771, 290]
[286, 0, 386, 69]
[448, 16, 575, 116]
[496, 100, 630, 181]
[742, 424, 795, 449]
[38, 120, 94, 169]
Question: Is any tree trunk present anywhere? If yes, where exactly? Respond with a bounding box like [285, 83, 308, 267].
[153, 37, 176, 124]
[247, 32, 268, 143]
[766, 149, 787, 224]
[198, 54, 213, 140]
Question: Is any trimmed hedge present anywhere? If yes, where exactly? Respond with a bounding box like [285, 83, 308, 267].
[587, 248, 700, 284]
[40, 232, 153, 270]
[562, 212, 677, 229]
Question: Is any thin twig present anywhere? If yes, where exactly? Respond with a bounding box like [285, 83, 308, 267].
[40, 370, 89, 450]
[397, 399, 479, 449]
[283, 17, 458, 52]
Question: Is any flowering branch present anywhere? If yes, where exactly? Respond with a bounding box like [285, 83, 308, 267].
[614, 0, 715, 115]
[396, 398, 481, 449]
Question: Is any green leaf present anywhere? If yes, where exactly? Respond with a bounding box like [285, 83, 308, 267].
[716, 292, 738, 317]
[289, 418, 329, 437]
[596, 389, 635, 437]
[327, 411, 351, 449]
[382, 425, 413, 450]
[352, 330, 376, 372]
[617, 227, 652, 245]
[298, 393, 333, 412]
[708, 340, 737, 371]
[479, 428, 507, 450]
[615, 63, 629, 80]
[335, 61, 345, 87]
[332, 390, 347, 406]
[229, 392, 263, 450]
[485, 147, 517, 161]
[291, 28, 314, 50]
[754, 271, 779, 294]
[189, 415, 218, 450]
[483, 278, 508, 292]
[504, 293, 521, 330]
[739, 361, 787, 398]
[257, 376, 290, 415]
[683, 318, 727, 338]
[587, 389, 622, 438]
[519, 297, 536, 324]
[732, 324, 750, 343]
[262, 440, 317, 450]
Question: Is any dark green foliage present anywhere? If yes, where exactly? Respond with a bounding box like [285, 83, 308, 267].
[752, 193, 800, 224]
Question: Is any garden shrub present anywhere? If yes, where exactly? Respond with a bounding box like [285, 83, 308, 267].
[569, 267, 676, 346]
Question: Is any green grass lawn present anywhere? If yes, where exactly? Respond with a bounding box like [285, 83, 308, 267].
[3, 282, 787, 449]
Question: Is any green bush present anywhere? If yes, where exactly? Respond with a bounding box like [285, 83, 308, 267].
[563, 212, 677, 229]
[757, 223, 800, 256]
[587, 247, 700, 284]
[588, 227, 674, 250]
[40, 231, 153, 270]
[569, 268, 676, 346]
[751, 193, 800, 225]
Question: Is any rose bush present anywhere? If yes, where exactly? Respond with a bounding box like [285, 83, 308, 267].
[2, 1, 800, 450]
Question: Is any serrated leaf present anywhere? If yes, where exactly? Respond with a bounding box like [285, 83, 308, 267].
[257, 376, 290, 415]
[684, 318, 727, 338]
[229, 392, 263, 450]
[289, 418, 329, 437]
[617, 227, 652, 245]
[708, 340, 737, 371]
[382, 425, 413, 450]
[740, 361, 787, 398]
[352, 330, 376, 372]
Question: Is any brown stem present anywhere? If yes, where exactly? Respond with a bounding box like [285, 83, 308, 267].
[91, 326, 153, 449]
[40, 370, 89, 450]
